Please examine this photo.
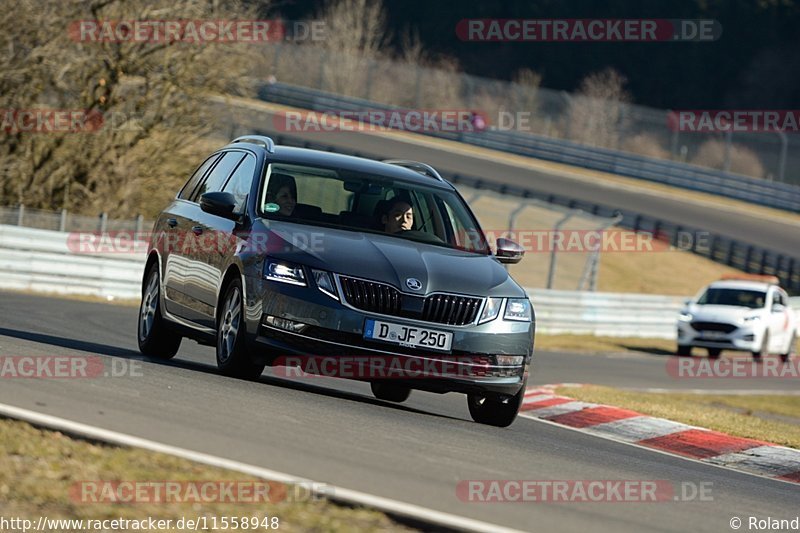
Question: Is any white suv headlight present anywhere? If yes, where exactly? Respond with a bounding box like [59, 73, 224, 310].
[504, 298, 532, 322]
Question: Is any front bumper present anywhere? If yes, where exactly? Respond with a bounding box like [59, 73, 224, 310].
[677, 321, 762, 352]
[244, 275, 534, 396]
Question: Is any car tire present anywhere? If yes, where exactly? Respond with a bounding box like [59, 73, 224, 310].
[137, 263, 181, 359]
[467, 380, 526, 428]
[370, 382, 411, 403]
[216, 278, 264, 380]
[676, 345, 692, 356]
[781, 331, 796, 364]
[753, 332, 769, 361]
[707, 348, 721, 359]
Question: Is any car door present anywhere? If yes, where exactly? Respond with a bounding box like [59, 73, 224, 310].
[160, 152, 221, 318]
[180, 150, 247, 327]
[768, 289, 790, 351]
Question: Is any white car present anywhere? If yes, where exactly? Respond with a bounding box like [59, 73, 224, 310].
[677, 276, 797, 361]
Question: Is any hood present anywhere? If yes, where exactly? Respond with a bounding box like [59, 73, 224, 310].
[257, 220, 524, 297]
[686, 303, 764, 323]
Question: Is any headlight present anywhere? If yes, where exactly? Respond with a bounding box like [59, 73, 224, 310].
[504, 298, 532, 322]
[743, 315, 761, 322]
[678, 311, 693, 322]
[478, 297, 503, 324]
[264, 259, 306, 286]
[313, 269, 338, 300]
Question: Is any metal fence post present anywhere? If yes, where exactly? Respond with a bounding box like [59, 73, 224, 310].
[547, 212, 576, 289]
[135, 214, 144, 234]
[16, 204, 24, 226]
[59, 209, 67, 232]
[99, 212, 108, 233]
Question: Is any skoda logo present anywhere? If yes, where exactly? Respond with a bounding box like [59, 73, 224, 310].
[406, 278, 423, 291]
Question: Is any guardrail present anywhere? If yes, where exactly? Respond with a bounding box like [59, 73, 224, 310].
[257, 82, 800, 214]
[266, 132, 800, 295]
[0, 224, 685, 338]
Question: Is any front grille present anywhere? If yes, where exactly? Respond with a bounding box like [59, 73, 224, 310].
[690, 321, 738, 333]
[421, 294, 483, 326]
[338, 276, 483, 326]
[339, 276, 401, 316]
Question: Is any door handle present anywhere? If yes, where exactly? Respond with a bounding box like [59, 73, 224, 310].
[192, 225, 204, 236]
[167, 218, 178, 228]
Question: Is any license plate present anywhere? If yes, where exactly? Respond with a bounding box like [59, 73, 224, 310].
[364, 319, 453, 352]
[700, 331, 727, 340]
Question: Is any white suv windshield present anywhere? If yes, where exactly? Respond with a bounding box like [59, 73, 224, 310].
[697, 288, 767, 309]
[258, 163, 491, 254]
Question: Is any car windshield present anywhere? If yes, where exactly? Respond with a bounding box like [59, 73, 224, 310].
[258, 162, 491, 254]
[696, 288, 766, 309]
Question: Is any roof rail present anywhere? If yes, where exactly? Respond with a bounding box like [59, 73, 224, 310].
[382, 159, 445, 182]
[232, 135, 276, 154]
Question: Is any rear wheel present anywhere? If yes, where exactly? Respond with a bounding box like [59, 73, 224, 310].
[467, 380, 526, 428]
[676, 345, 691, 356]
[137, 264, 181, 359]
[781, 332, 796, 364]
[370, 382, 411, 403]
[707, 348, 721, 359]
[216, 278, 264, 380]
[753, 332, 769, 361]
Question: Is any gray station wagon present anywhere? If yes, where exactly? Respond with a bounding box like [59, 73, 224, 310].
[138, 135, 535, 426]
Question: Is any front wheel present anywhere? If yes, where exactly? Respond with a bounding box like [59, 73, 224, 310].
[707, 348, 721, 359]
[467, 380, 526, 428]
[216, 279, 264, 380]
[137, 264, 181, 359]
[781, 331, 796, 364]
[676, 345, 692, 357]
[753, 332, 769, 361]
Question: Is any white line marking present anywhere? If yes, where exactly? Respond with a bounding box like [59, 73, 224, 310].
[0, 402, 523, 533]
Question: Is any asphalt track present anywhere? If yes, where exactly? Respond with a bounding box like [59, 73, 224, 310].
[235, 106, 800, 258]
[0, 292, 797, 532]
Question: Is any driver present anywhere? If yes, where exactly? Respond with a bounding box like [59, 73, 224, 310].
[382, 197, 414, 233]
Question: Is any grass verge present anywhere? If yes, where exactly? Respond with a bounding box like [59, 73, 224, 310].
[0, 418, 413, 532]
[554, 385, 800, 449]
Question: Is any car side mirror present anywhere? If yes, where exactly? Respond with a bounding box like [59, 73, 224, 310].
[496, 238, 524, 264]
[200, 192, 238, 219]
[683, 299, 692, 306]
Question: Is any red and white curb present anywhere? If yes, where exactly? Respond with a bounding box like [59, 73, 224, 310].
[521, 385, 800, 484]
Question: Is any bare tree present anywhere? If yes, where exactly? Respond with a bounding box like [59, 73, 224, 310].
[314, 0, 389, 97]
[567, 68, 631, 148]
[0, 0, 260, 218]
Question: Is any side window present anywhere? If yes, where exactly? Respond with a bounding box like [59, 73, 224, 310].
[190, 151, 246, 202]
[222, 154, 257, 213]
[178, 154, 220, 200]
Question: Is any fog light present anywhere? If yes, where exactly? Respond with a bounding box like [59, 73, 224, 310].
[264, 315, 307, 333]
[495, 355, 524, 366]
[743, 334, 755, 341]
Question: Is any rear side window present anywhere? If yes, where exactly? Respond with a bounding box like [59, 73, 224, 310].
[190, 151, 246, 202]
[178, 154, 220, 200]
[222, 154, 257, 213]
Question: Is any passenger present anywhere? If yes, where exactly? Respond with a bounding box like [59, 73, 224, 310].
[266, 173, 297, 216]
[382, 197, 414, 233]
